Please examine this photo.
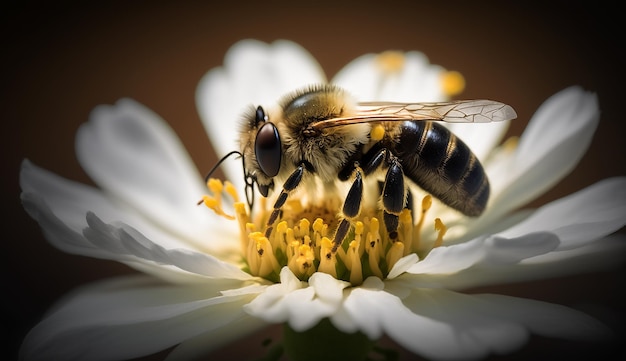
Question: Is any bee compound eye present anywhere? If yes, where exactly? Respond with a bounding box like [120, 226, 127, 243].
[254, 122, 282, 177]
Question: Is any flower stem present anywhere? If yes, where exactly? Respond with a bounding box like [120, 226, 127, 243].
[283, 319, 374, 361]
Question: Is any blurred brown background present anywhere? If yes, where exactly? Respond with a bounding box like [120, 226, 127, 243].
[2, 1, 625, 360]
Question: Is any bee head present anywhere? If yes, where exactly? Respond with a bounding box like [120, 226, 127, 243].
[240, 105, 281, 200]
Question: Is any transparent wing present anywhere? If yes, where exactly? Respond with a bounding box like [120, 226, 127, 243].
[311, 100, 517, 130]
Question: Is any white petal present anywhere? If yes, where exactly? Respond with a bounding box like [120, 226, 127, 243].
[488, 86, 600, 216]
[391, 288, 611, 360]
[196, 39, 325, 186]
[75, 98, 222, 248]
[20, 160, 236, 263]
[497, 177, 626, 250]
[332, 51, 448, 102]
[20, 275, 258, 361]
[406, 232, 559, 275]
[244, 267, 349, 331]
[400, 235, 626, 291]
[82, 212, 251, 281]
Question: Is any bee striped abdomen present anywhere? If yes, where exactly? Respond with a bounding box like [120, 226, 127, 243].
[394, 121, 489, 216]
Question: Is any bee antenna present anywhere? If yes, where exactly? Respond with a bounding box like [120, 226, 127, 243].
[204, 150, 243, 183]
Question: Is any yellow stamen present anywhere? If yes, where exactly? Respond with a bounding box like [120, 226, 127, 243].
[386, 242, 404, 271]
[433, 218, 447, 248]
[376, 51, 406, 73]
[440, 70, 465, 97]
[206, 177, 452, 286]
[348, 240, 363, 285]
[318, 237, 337, 278]
[224, 181, 239, 203]
[413, 195, 432, 250]
[200, 195, 235, 220]
[399, 208, 413, 255]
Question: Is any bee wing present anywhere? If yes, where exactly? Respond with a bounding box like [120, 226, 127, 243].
[311, 100, 517, 130]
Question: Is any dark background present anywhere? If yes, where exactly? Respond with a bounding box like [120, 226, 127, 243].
[2, 1, 625, 360]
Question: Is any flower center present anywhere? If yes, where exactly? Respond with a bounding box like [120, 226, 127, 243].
[200, 178, 447, 286]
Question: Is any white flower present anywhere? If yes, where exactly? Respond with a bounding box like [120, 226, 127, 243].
[20, 39, 626, 361]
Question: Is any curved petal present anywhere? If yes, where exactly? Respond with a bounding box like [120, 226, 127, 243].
[20, 275, 259, 361]
[487, 86, 600, 217]
[406, 232, 559, 276]
[20, 159, 236, 254]
[398, 235, 626, 291]
[244, 267, 350, 331]
[497, 177, 626, 250]
[75, 98, 221, 248]
[20, 160, 196, 255]
[82, 212, 253, 282]
[387, 288, 612, 360]
[332, 51, 448, 102]
[196, 39, 325, 186]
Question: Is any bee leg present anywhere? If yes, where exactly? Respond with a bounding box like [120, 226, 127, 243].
[331, 168, 363, 252]
[381, 156, 405, 241]
[264, 164, 305, 238]
[360, 147, 406, 240]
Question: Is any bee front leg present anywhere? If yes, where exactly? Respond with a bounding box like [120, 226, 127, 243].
[264, 164, 305, 238]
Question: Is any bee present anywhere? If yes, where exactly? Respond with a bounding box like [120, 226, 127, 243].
[217, 84, 516, 252]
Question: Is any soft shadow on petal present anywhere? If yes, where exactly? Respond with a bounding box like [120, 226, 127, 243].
[20, 275, 258, 361]
[75, 98, 218, 248]
[20, 160, 219, 255]
[393, 288, 611, 360]
[82, 212, 251, 282]
[488, 86, 599, 218]
[406, 232, 559, 276]
[497, 177, 626, 250]
[401, 234, 626, 291]
[196, 39, 325, 185]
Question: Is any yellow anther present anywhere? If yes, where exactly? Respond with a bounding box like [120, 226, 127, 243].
[355, 221, 364, 236]
[318, 237, 338, 278]
[207, 178, 224, 194]
[298, 218, 310, 237]
[376, 51, 406, 73]
[440, 70, 465, 97]
[224, 181, 239, 202]
[313, 218, 325, 233]
[371, 124, 385, 141]
[399, 209, 414, 255]
[421, 195, 432, 213]
[201, 195, 235, 220]
[277, 221, 288, 234]
[433, 218, 447, 248]
[348, 240, 363, 285]
[386, 241, 404, 271]
[370, 217, 380, 234]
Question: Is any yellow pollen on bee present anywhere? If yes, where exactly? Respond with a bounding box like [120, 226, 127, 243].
[370, 124, 385, 141]
[376, 51, 406, 73]
[440, 70, 466, 97]
[201, 178, 450, 285]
